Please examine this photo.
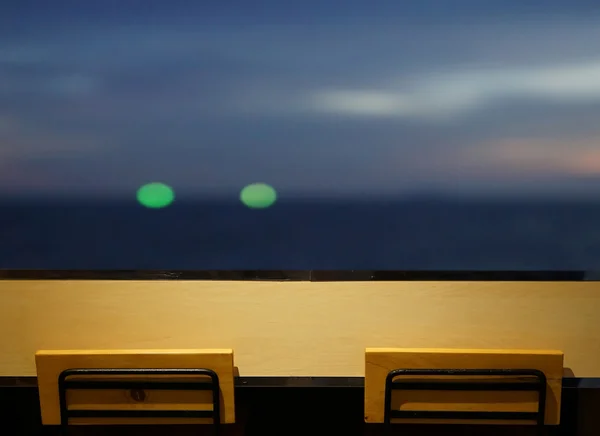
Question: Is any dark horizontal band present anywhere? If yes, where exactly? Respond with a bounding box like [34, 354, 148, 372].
[3, 376, 600, 389]
[0, 270, 594, 281]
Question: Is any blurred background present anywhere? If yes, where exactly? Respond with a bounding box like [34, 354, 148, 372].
[2, 0, 600, 270]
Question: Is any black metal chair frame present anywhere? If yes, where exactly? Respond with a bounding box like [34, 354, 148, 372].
[384, 368, 547, 435]
[58, 368, 221, 435]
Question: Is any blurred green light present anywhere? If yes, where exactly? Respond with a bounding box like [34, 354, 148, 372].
[137, 182, 175, 209]
[240, 183, 277, 209]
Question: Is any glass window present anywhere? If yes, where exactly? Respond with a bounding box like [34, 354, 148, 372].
[2, 1, 600, 270]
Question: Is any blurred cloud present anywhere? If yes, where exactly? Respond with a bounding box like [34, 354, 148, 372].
[0, 70, 99, 97]
[2, 5, 600, 197]
[0, 115, 101, 161]
[466, 136, 600, 176]
[306, 60, 600, 119]
[46, 74, 98, 96]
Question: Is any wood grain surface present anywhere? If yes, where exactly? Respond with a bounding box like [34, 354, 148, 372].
[1, 280, 599, 377]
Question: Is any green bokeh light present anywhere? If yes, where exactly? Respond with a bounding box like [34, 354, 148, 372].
[240, 183, 277, 209]
[137, 182, 175, 209]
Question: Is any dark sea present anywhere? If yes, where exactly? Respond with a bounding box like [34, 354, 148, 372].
[2, 197, 600, 271]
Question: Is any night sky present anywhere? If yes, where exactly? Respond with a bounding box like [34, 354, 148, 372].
[2, 1, 600, 199]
